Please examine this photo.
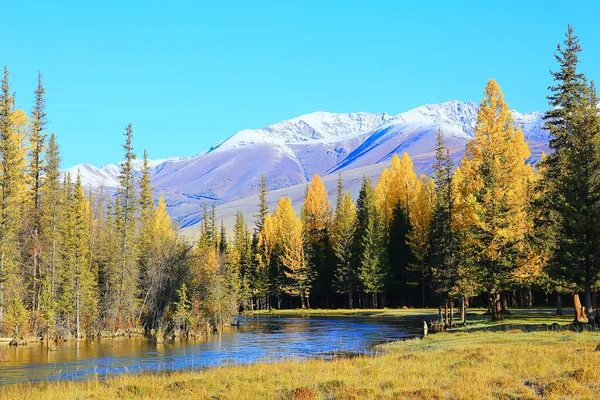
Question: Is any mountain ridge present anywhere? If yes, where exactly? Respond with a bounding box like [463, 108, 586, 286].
[61, 100, 550, 230]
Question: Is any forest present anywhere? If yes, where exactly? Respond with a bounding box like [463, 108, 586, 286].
[0, 26, 598, 342]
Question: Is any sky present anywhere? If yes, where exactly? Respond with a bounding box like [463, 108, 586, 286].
[3, 1, 600, 168]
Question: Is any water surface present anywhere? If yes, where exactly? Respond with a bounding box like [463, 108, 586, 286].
[0, 316, 418, 384]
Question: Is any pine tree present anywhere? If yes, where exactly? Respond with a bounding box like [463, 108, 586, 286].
[354, 176, 387, 308]
[26, 72, 47, 312]
[457, 79, 532, 321]
[138, 149, 155, 311]
[255, 213, 275, 308]
[543, 26, 600, 322]
[114, 124, 139, 326]
[71, 173, 95, 337]
[219, 217, 227, 253]
[332, 190, 356, 308]
[0, 67, 27, 323]
[253, 174, 269, 237]
[429, 130, 461, 312]
[39, 134, 61, 335]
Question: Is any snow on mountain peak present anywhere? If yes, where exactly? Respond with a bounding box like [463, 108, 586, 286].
[209, 111, 394, 153]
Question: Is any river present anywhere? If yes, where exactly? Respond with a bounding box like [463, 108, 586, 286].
[0, 316, 419, 385]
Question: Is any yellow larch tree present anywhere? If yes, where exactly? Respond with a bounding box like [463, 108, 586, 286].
[406, 174, 436, 304]
[457, 79, 533, 321]
[281, 220, 313, 308]
[375, 152, 418, 226]
[301, 174, 332, 307]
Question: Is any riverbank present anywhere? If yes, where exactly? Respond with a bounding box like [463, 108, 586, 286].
[248, 307, 574, 328]
[2, 329, 599, 399]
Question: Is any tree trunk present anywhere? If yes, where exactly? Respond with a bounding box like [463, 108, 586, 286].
[527, 287, 533, 307]
[556, 292, 563, 316]
[489, 292, 501, 321]
[449, 301, 454, 328]
[444, 300, 449, 328]
[500, 291, 510, 313]
[348, 289, 353, 309]
[461, 295, 466, 325]
[584, 288, 594, 324]
[306, 293, 311, 309]
[573, 294, 587, 323]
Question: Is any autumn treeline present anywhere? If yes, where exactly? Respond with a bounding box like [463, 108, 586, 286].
[242, 26, 600, 323]
[0, 26, 597, 341]
[0, 68, 240, 341]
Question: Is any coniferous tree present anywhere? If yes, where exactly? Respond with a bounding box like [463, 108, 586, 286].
[39, 133, 61, 335]
[333, 189, 357, 308]
[301, 174, 333, 307]
[429, 131, 460, 313]
[543, 26, 600, 322]
[0, 67, 28, 323]
[354, 176, 387, 308]
[407, 174, 436, 306]
[457, 79, 533, 321]
[26, 72, 47, 313]
[114, 124, 139, 326]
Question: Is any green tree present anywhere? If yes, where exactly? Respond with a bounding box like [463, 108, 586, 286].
[332, 184, 357, 308]
[354, 176, 387, 308]
[543, 26, 600, 322]
[114, 124, 139, 326]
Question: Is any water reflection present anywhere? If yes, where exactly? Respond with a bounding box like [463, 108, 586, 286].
[0, 316, 418, 384]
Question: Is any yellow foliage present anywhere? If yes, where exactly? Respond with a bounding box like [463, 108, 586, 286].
[301, 174, 332, 234]
[407, 174, 436, 270]
[456, 79, 534, 289]
[375, 152, 418, 225]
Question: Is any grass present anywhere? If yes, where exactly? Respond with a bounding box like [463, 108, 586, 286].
[249, 307, 576, 329]
[2, 329, 600, 399]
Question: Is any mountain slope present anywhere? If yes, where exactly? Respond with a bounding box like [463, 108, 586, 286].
[62, 100, 549, 230]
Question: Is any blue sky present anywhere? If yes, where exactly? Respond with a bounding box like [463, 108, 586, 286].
[4, 0, 600, 168]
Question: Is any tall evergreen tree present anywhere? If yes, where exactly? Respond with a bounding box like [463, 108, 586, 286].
[26, 72, 47, 312]
[114, 124, 139, 326]
[543, 26, 600, 322]
[354, 176, 387, 308]
[333, 190, 356, 308]
[0, 67, 27, 322]
[429, 130, 459, 308]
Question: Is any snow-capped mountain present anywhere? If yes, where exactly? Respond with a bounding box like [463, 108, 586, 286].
[62, 156, 189, 189]
[62, 100, 550, 231]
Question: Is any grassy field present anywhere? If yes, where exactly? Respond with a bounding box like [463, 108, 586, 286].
[249, 307, 575, 328]
[2, 328, 600, 399]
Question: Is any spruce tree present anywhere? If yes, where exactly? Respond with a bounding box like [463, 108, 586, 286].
[543, 26, 600, 322]
[27, 72, 47, 312]
[354, 176, 387, 308]
[115, 124, 139, 326]
[429, 130, 458, 308]
[0, 67, 27, 322]
[333, 190, 356, 308]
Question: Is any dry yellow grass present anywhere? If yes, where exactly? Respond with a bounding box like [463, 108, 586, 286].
[2, 330, 600, 399]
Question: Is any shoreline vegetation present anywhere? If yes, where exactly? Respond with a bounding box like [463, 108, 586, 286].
[1, 308, 599, 399]
[0, 26, 599, 355]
